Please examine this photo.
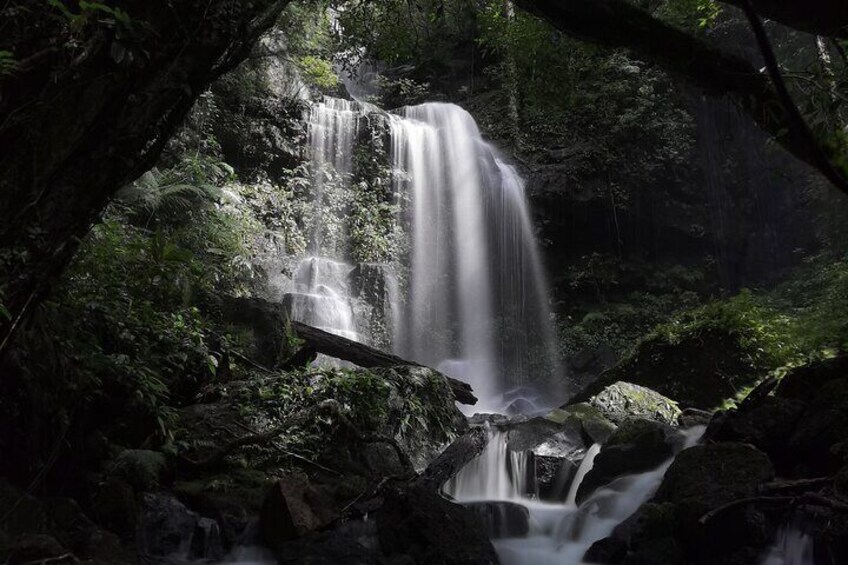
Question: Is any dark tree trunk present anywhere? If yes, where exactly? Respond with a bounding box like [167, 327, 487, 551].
[291, 322, 478, 405]
[0, 0, 291, 353]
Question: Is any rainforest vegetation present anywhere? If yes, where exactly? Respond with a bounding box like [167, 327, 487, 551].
[2, 1, 848, 564]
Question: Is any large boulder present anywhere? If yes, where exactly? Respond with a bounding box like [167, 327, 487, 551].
[576, 419, 678, 504]
[581, 382, 681, 426]
[374, 484, 499, 565]
[569, 328, 767, 410]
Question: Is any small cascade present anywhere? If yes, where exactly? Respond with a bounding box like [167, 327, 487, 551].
[284, 256, 360, 341]
[565, 444, 600, 506]
[444, 428, 534, 501]
[447, 426, 705, 565]
[760, 526, 815, 565]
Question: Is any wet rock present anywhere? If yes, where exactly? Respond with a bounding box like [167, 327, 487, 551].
[588, 382, 681, 426]
[375, 484, 499, 564]
[576, 419, 677, 504]
[463, 501, 530, 539]
[136, 493, 199, 557]
[173, 468, 272, 551]
[191, 517, 224, 561]
[584, 537, 628, 564]
[536, 455, 578, 501]
[260, 474, 339, 549]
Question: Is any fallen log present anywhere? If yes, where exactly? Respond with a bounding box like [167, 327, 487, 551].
[414, 427, 490, 491]
[292, 321, 477, 405]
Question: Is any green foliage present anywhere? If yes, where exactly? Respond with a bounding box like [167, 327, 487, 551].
[655, 0, 721, 31]
[0, 50, 18, 76]
[652, 290, 800, 374]
[297, 55, 339, 89]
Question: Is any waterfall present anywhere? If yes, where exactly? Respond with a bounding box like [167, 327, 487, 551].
[283, 96, 561, 410]
[389, 103, 562, 412]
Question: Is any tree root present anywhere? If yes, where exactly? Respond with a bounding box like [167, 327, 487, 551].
[698, 491, 848, 525]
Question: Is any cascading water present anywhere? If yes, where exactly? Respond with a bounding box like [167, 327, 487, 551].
[389, 103, 561, 412]
[446, 426, 705, 565]
[760, 526, 815, 565]
[283, 95, 561, 410]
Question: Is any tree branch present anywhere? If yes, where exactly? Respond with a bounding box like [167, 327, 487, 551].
[514, 0, 848, 196]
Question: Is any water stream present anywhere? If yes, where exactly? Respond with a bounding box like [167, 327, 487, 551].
[444, 426, 704, 565]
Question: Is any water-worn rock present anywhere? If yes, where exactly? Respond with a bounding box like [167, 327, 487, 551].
[463, 501, 530, 539]
[588, 382, 681, 426]
[678, 408, 713, 428]
[576, 419, 677, 504]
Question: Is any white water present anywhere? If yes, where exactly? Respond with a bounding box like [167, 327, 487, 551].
[565, 444, 601, 506]
[389, 103, 561, 411]
[447, 426, 705, 565]
[289, 96, 561, 409]
[760, 527, 815, 565]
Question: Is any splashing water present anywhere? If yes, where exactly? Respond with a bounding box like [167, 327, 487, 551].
[760, 526, 815, 565]
[446, 426, 705, 565]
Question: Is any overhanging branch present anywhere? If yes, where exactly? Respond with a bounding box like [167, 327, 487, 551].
[514, 0, 848, 196]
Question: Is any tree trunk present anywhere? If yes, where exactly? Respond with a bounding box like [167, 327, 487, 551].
[291, 322, 478, 405]
[0, 0, 292, 354]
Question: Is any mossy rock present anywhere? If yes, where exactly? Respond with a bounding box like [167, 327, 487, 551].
[547, 402, 617, 445]
[570, 328, 764, 410]
[585, 381, 681, 426]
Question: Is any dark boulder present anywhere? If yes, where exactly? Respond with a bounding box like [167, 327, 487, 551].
[136, 493, 199, 558]
[374, 484, 499, 565]
[706, 396, 806, 474]
[570, 328, 766, 410]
